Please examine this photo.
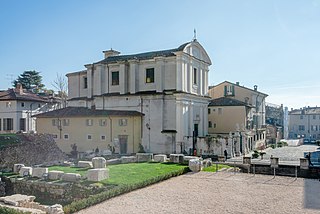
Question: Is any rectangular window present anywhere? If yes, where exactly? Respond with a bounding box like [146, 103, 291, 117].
[146, 68, 154, 83]
[300, 115, 303, 119]
[208, 109, 211, 114]
[208, 121, 212, 128]
[99, 119, 107, 126]
[84, 77, 88, 89]
[311, 125, 318, 131]
[101, 135, 106, 141]
[87, 134, 92, 140]
[63, 119, 69, 126]
[313, 115, 316, 120]
[214, 123, 217, 128]
[218, 108, 222, 115]
[112, 71, 119, 85]
[193, 68, 197, 85]
[86, 119, 93, 126]
[21, 102, 25, 107]
[119, 119, 128, 126]
[64, 134, 69, 140]
[298, 125, 305, 131]
[19, 118, 26, 131]
[3, 118, 13, 131]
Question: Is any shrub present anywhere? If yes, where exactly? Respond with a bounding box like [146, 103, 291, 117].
[252, 150, 259, 159]
[0, 207, 30, 214]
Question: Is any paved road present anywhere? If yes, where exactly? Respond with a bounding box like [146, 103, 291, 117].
[76, 171, 320, 214]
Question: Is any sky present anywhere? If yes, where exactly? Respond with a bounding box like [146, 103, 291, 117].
[0, 0, 319, 109]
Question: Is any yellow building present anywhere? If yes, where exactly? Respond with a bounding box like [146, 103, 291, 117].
[34, 107, 143, 154]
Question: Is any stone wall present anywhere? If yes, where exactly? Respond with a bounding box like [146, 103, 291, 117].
[0, 134, 67, 170]
[12, 178, 105, 205]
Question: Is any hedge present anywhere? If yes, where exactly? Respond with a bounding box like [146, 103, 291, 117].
[0, 206, 31, 214]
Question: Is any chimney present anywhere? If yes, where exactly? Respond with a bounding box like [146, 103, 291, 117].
[103, 49, 120, 59]
[16, 83, 23, 95]
[254, 85, 258, 91]
[236, 82, 240, 85]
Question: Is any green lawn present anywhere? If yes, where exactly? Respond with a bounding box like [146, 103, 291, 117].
[202, 164, 231, 172]
[48, 162, 187, 186]
[0, 134, 20, 148]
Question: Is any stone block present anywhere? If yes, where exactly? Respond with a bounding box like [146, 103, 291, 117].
[19, 167, 32, 177]
[78, 161, 93, 168]
[189, 159, 203, 172]
[183, 156, 199, 165]
[13, 164, 25, 173]
[32, 167, 48, 178]
[154, 155, 167, 162]
[243, 156, 251, 165]
[0, 194, 35, 206]
[48, 171, 64, 180]
[170, 154, 184, 163]
[106, 158, 121, 165]
[121, 156, 137, 164]
[300, 158, 309, 170]
[61, 173, 81, 182]
[270, 157, 279, 168]
[203, 158, 212, 168]
[87, 168, 109, 182]
[46, 204, 64, 214]
[136, 153, 153, 162]
[92, 157, 107, 168]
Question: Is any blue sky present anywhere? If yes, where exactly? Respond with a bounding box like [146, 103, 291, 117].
[0, 0, 319, 109]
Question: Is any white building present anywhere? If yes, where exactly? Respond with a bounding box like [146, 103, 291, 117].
[0, 84, 59, 133]
[67, 39, 212, 154]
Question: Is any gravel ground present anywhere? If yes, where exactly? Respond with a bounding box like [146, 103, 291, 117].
[76, 171, 320, 214]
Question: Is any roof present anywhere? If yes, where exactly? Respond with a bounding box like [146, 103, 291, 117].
[209, 97, 252, 107]
[96, 42, 190, 64]
[213, 81, 268, 97]
[33, 107, 144, 118]
[289, 107, 320, 115]
[0, 88, 49, 102]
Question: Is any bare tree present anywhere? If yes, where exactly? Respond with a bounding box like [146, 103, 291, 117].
[52, 73, 68, 108]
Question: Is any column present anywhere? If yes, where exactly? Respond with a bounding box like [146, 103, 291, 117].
[119, 63, 126, 94]
[176, 55, 182, 91]
[129, 60, 138, 94]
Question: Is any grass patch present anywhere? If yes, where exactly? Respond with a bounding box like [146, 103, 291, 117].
[59, 163, 189, 213]
[0, 134, 20, 148]
[48, 166, 89, 177]
[202, 164, 231, 172]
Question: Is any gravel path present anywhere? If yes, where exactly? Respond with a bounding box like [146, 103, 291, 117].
[76, 171, 320, 214]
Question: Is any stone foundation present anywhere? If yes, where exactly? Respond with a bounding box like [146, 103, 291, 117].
[87, 168, 109, 182]
[61, 173, 81, 182]
[121, 156, 136, 164]
[48, 171, 64, 180]
[77, 161, 93, 168]
[154, 155, 167, 162]
[92, 157, 107, 168]
[136, 153, 153, 162]
[32, 167, 48, 178]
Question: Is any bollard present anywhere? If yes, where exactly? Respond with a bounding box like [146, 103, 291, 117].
[273, 167, 276, 178]
[253, 164, 255, 176]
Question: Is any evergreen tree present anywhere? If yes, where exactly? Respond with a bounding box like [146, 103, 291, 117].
[13, 70, 45, 91]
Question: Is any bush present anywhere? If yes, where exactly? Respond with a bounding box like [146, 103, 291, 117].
[0, 207, 30, 214]
[252, 150, 259, 159]
[269, 144, 275, 149]
[63, 167, 189, 214]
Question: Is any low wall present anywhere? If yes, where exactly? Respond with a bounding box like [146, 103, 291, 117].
[12, 178, 105, 205]
[235, 163, 320, 179]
